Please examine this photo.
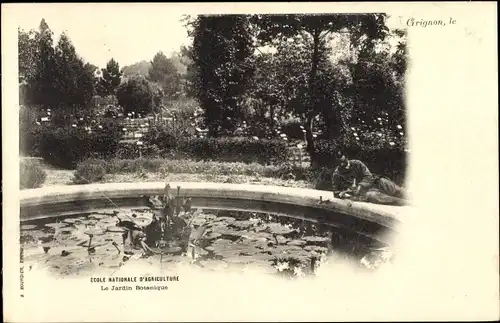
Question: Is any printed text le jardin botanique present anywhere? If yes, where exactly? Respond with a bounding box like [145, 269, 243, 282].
[90, 275, 179, 291]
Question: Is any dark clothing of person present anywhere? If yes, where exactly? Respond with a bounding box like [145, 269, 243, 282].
[332, 159, 407, 205]
[332, 159, 375, 194]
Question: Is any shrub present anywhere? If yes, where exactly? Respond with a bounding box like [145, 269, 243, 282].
[20, 126, 46, 157]
[19, 105, 46, 156]
[115, 143, 143, 159]
[20, 159, 47, 189]
[73, 159, 107, 184]
[176, 137, 290, 165]
[143, 124, 186, 152]
[115, 143, 163, 160]
[116, 76, 159, 115]
[39, 120, 122, 169]
[145, 128, 290, 165]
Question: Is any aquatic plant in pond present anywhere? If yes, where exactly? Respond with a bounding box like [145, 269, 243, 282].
[20, 184, 393, 277]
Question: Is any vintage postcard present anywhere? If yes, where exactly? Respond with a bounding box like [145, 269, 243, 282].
[2, 2, 498, 322]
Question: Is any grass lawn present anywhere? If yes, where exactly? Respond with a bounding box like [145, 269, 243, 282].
[29, 157, 314, 189]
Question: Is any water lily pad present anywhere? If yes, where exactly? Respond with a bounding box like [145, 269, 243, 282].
[304, 245, 329, 253]
[270, 245, 305, 256]
[133, 217, 152, 227]
[114, 212, 136, 222]
[276, 235, 288, 244]
[191, 217, 208, 227]
[214, 216, 236, 223]
[72, 223, 87, 230]
[84, 228, 105, 236]
[238, 231, 270, 242]
[23, 230, 54, 243]
[287, 240, 307, 246]
[302, 236, 330, 244]
[229, 220, 254, 230]
[222, 256, 255, 265]
[205, 238, 232, 250]
[62, 218, 80, 224]
[106, 226, 128, 233]
[21, 224, 38, 231]
[202, 231, 222, 241]
[89, 213, 109, 220]
[45, 223, 68, 229]
[60, 229, 77, 236]
[265, 223, 295, 235]
[98, 218, 118, 226]
[199, 213, 217, 221]
[211, 226, 243, 238]
[80, 219, 98, 226]
[253, 224, 269, 232]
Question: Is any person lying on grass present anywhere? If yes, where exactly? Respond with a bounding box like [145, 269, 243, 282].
[331, 151, 408, 206]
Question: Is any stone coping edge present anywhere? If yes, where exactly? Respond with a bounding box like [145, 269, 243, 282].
[20, 182, 409, 230]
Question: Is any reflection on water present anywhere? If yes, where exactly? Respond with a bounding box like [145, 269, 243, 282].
[20, 208, 393, 278]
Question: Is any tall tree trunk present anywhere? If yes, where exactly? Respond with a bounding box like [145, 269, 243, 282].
[305, 29, 321, 166]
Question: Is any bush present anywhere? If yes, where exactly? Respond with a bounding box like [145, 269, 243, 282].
[20, 126, 46, 157]
[176, 137, 290, 165]
[73, 159, 107, 184]
[20, 159, 47, 189]
[144, 124, 186, 152]
[189, 137, 283, 164]
[116, 76, 159, 115]
[144, 126, 290, 165]
[39, 120, 122, 169]
[19, 105, 46, 156]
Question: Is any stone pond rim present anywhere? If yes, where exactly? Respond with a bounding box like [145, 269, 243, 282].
[19, 182, 410, 240]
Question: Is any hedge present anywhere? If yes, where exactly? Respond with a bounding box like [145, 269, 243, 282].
[38, 121, 122, 169]
[144, 125, 290, 165]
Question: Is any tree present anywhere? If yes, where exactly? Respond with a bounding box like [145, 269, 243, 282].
[252, 14, 389, 160]
[188, 14, 255, 137]
[18, 28, 37, 86]
[148, 51, 181, 99]
[23, 19, 59, 108]
[178, 45, 197, 98]
[19, 20, 97, 112]
[116, 76, 159, 115]
[98, 58, 122, 96]
[53, 33, 94, 110]
[18, 28, 38, 104]
[247, 36, 352, 140]
[345, 35, 407, 138]
[84, 63, 99, 75]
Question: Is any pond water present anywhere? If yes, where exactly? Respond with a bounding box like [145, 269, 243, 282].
[20, 208, 393, 278]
